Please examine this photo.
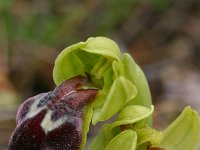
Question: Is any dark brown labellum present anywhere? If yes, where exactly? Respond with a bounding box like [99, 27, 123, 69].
[8, 76, 98, 150]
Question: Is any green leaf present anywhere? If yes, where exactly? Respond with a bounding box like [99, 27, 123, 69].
[110, 105, 154, 128]
[92, 76, 137, 124]
[105, 130, 137, 150]
[160, 106, 200, 150]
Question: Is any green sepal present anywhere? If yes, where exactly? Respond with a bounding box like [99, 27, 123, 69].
[53, 42, 86, 85]
[132, 125, 163, 148]
[105, 130, 137, 150]
[90, 105, 154, 150]
[160, 106, 200, 150]
[122, 53, 152, 124]
[89, 125, 114, 150]
[110, 105, 154, 128]
[79, 102, 94, 150]
[82, 37, 121, 60]
[92, 76, 137, 124]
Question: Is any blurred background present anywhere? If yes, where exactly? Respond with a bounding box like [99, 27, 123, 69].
[1, 0, 200, 149]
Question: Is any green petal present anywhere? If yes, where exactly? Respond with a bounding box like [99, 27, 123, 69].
[112, 60, 125, 78]
[92, 76, 137, 124]
[105, 130, 137, 150]
[122, 53, 151, 108]
[160, 106, 200, 150]
[110, 105, 154, 128]
[122, 53, 152, 124]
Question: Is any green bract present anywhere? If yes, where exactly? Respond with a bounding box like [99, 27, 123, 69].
[53, 36, 200, 150]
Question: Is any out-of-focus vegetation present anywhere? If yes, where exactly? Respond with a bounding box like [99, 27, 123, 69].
[1, 0, 200, 149]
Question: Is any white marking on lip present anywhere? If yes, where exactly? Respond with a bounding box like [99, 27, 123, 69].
[26, 96, 46, 119]
[40, 110, 66, 134]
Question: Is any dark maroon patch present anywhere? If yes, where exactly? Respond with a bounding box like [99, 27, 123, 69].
[46, 117, 82, 150]
[9, 109, 47, 150]
[8, 76, 98, 150]
[16, 93, 47, 124]
[54, 75, 88, 99]
[37, 92, 54, 108]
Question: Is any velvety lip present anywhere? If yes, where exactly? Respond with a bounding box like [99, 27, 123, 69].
[8, 75, 98, 150]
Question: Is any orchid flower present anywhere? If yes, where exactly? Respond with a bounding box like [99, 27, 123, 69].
[9, 37, 200, 150]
